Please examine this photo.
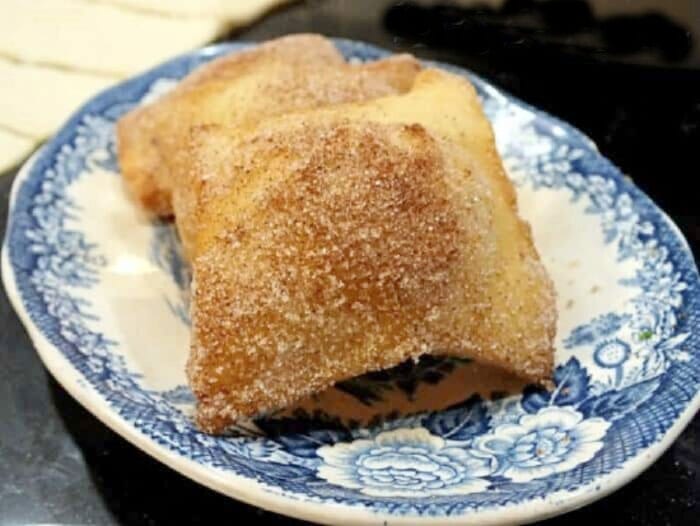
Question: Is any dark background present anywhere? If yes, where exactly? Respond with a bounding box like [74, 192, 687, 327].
[1, 0, 698, 524]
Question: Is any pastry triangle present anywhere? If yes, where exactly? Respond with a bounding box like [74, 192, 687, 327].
[117, 34, 421, 218]
[182, 69, 556, 433]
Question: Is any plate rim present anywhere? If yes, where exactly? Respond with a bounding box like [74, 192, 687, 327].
[3, 38, 700, 525]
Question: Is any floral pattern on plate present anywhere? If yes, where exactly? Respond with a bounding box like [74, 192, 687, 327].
[3, 40, 699, 524]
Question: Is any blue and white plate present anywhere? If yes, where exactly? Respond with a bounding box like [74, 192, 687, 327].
[3, 40, 699, 525]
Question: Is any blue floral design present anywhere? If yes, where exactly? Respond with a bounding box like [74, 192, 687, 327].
[594, 339, 631, 385]
[565, 313, 630, 348]
[522, 358, 591, 413]
[4, 39, 699, 520]
[318, 428, 496, 497]
[594, 340, 630, 368]
[473, 407, 610, 482]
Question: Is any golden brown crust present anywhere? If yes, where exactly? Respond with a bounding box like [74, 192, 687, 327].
[116, 34, 421, 218]
[188, 121, 468, 432]
[184, 70, 556, 432]
[117, 38, 556, 434]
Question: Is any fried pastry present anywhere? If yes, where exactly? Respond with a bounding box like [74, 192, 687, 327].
[116, 34, 421, 217]
[184, 69, 556, 433]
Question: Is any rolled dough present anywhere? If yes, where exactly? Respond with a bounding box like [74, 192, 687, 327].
[0, 58, 115, 137]
[89, 0, 293, 21]
[0, 0, 226, 76]
[0, 129, 36, 173]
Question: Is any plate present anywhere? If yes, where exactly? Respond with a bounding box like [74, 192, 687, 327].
[3, 40, 699, 525]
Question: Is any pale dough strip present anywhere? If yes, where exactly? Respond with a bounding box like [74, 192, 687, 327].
[0, 128, 37, 173]
[0, 0, 226, 76]
[88, 0, 294, 21]
[0, 58, 116, 138]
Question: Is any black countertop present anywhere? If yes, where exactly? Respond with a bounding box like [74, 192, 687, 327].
[1, 1, 698, 524]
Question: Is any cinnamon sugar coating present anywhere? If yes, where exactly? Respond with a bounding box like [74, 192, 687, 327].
[186, 82, 555, 432]
[116, 36, 556, 434]
[116, 34, 421, 217]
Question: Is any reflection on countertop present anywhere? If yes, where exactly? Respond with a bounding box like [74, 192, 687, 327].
[385, 0, 695, 66]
